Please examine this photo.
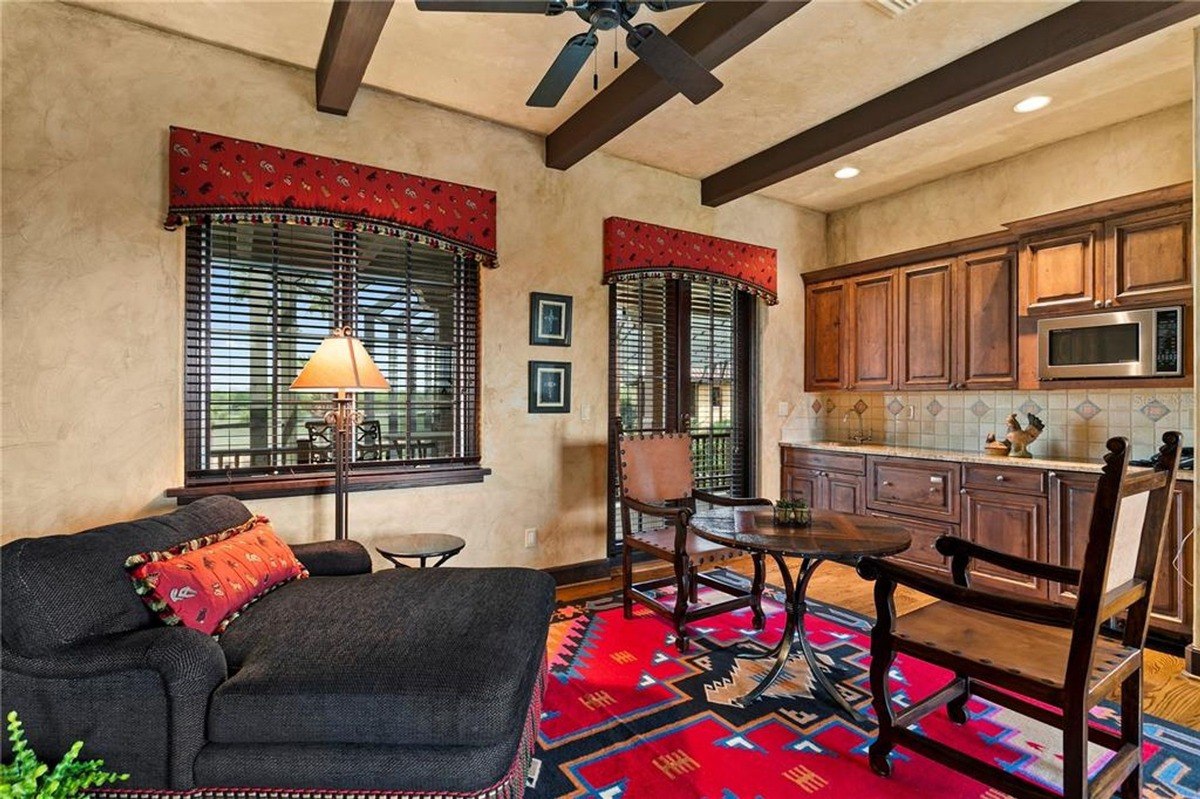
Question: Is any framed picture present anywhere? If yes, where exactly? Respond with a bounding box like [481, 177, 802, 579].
[528, 361, 572, 414]
[529, 292, 573, 347]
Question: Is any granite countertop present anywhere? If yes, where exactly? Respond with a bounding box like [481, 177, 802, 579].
[780, 440, 1194, 482]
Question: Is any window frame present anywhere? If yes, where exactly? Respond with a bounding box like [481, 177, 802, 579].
[168, 220, 488, 503]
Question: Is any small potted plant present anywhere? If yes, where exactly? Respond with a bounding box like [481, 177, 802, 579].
[773, 499, 811, 528]
[0, 711, 128, 798]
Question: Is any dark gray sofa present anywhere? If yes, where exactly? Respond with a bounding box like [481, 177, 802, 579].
[1, 496, 555, 796]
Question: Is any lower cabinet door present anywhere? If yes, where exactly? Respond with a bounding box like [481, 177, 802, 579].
[826, 472, 865, 514]
[963, 488, 1048, 599]
[782, 467, 824, 509]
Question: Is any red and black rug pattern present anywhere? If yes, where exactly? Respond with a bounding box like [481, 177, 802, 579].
[528, 572, 1199, 798]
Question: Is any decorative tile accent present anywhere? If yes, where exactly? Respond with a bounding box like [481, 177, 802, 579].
[823, 398, 836, 414]
[886, 398, 905, 417]
[811, 400, 823, 414]
[853, 399, 868, 415]
[1073, 399, 1102, 421]
[970, 399, 990, 419]
[926, 399, 944, 417]
[1018, 399, 1043, 416]
[1139, 399, 1171, 422]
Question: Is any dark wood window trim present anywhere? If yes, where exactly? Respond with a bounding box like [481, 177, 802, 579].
[168, 465, 491, 503]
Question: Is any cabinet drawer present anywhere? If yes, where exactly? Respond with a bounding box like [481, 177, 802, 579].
[781, 447, 865, 475]
[963, 463, 1046, 495]
[866, 457, 960, 522]
[871, 512, 952, 573]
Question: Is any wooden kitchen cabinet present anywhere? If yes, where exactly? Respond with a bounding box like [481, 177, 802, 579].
[962, 488, 1049, 599]
[1049, 471, 1194, 637]
[1105, 204, 1192, 307]
[848, 270, 898, 390]
[866, 457, 960, 522]
[957, 248, 1018, 389]
[898, 259, 955, 390]
[804, 280, 847, 391]
[1018, 224, 1102, 316]
[781, 467, 864, 514]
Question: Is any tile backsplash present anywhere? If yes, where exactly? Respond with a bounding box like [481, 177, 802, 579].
[781, 389, 1194, 463]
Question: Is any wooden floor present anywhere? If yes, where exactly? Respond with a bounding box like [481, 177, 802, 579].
[557, 557, 1200, 729]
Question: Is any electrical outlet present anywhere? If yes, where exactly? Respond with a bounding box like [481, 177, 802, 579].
[778, 401, 790, 417]
[524, 528, 538, 548]
[581, 403, 592, 421]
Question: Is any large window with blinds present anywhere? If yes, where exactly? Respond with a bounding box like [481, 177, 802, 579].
[182, 220, 481, 491]
[608, 278, 756, 553]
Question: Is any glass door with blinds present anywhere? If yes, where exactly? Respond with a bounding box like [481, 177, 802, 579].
[608, 278, 756, 553]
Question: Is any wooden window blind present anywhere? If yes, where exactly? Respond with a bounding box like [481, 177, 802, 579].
[183, 220, 480, 489]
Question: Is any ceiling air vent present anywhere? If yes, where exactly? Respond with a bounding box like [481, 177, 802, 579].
[866, 0, 922, 18]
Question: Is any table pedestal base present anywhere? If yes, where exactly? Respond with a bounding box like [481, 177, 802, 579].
[734, 553, 864, 721]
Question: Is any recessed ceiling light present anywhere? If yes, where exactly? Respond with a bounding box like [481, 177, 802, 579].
[1013, 95, 1052, 114]
[834, 166, 860, 180]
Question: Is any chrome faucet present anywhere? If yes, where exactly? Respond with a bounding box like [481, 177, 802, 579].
[842, 407, 872, 444]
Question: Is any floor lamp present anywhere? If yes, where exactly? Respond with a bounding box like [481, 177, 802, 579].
[290, 327, 390, 540]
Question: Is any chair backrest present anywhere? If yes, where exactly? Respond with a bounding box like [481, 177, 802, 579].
[1067, 432, 1182, 684]
[615, 418, 694, 505]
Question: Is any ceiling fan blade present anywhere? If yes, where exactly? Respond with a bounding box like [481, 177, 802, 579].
[642, 1, 704, 10]
[414, 1, 557, 13]
[625, 22, 722, 104]
[527, 32, 598, 108]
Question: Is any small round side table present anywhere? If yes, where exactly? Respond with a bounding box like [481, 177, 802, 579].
[375, 534, 466, 568]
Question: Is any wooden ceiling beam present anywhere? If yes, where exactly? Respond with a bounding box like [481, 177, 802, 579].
[544, 1, 808, 171]
[700, 1, 1200, 207]
[316, 0, 395, 115]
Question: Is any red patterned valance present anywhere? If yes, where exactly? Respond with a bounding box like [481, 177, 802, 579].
[164, 127, 497, 267]
[602, 217, 777, 304]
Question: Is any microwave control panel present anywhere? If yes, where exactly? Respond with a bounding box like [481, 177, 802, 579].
[1155, 308, 1181, 375]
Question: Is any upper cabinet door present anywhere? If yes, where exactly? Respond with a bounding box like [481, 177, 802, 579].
[957, 248, 1017, 389]
[804, 280, 847, 391]
[848, 270, 898, 391]
[1018, 224, 1102, 316]
[1105, 204, 1192, 307]
[899, 259, 955, 390]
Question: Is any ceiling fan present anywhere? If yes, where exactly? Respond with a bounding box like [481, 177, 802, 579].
[413, 1, 722, 108]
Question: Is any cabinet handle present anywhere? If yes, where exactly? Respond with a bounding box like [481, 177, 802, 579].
[882, 480, 892, 486]
[1048, 471, 1057, 479]
[995, 474, 1006, 482]
[1105, 299, 1113, 307]
[1094, 300, 1103, 309]
[960, 488, 967, 494]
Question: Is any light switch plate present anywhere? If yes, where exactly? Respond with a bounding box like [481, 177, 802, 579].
[778, 401, 790, 417]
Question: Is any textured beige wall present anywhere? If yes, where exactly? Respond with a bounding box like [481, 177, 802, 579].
[0, 2, 825, 568]
[827, 103, 1193, 265]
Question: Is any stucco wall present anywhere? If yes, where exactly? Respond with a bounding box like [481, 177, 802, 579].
[827, 103, 1193, 265]
[0, 2, 825, 568]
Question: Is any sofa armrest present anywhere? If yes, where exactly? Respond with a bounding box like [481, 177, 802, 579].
[292, 539, 372, 576]
[2, 626, 225, 788]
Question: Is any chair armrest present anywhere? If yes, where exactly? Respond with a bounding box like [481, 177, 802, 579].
[3, 626, 226, 788]
[935, 535, 1081, 586]
[292, 539, 372, 575]
[856, 557, 1075, 628]
[692, 489, 772, 508]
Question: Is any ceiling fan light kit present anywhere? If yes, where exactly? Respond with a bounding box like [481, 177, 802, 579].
[415, 0, 719, 108]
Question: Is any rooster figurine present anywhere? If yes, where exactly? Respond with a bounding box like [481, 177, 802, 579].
[1005, 412, 1045, 459]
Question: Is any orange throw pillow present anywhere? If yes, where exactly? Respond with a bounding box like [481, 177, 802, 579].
[125, 516, 308, 636]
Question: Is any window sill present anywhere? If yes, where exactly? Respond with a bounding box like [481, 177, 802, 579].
[166, 465, 492, 504]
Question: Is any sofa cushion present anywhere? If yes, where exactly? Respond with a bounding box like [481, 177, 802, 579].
[1, 496, 253, 655]
[125, 516, 307, 636]
[209, 566, 555, 747]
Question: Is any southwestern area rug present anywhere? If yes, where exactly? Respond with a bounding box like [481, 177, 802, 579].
[527, 573, 1200, 798]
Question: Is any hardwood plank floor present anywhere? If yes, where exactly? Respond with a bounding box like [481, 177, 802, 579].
[556, 557, 1200, 729]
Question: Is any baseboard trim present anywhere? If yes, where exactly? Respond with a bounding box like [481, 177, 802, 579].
[1186, 644, 1199, 678]
[543, 558, 614, 586]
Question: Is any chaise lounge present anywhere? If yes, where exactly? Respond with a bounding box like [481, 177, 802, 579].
[1, 495, 555, 796]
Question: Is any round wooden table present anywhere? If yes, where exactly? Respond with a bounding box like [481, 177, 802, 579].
[375, 533, 466, 568]
[689, 506, 910, 717]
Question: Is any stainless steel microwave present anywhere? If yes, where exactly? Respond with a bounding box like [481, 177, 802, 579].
[1038, 306, 1183, 380]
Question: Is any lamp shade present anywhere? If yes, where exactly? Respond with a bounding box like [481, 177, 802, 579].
[290, 329, 390, 392]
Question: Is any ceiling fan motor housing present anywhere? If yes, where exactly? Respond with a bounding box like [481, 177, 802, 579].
[574, 1, 640, 30]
